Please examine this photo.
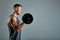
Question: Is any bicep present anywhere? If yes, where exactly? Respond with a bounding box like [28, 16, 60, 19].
[7, 16, 18, 30]
[11, 16, 17, 25]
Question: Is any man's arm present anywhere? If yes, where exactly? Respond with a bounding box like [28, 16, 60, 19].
[7, 16, 25, 32]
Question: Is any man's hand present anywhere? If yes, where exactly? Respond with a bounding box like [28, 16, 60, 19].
[21, 22, 25, 25]
[16, 22, 25, 32]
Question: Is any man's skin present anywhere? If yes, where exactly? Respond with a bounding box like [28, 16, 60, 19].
[7, 6, 25, 32]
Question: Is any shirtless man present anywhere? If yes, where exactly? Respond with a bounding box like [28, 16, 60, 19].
[7, 4, 25, 40]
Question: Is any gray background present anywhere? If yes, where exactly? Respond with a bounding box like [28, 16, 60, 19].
[0, 0, 60, 40]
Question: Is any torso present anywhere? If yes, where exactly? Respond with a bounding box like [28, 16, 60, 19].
[8, 14, 21, 40]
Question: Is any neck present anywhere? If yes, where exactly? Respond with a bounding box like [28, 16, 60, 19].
[13, 12, 17, 17]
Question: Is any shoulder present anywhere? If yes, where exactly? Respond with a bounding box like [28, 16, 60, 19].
[7, 14, 17, 23]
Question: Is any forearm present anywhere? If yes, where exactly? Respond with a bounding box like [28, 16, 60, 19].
[8, 22, 24, 32]
[14, 22, 24, 32]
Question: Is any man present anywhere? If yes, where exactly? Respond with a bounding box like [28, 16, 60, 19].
[7, 4, 25, 40]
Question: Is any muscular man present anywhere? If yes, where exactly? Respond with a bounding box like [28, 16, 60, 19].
[7, 4, 25, 40]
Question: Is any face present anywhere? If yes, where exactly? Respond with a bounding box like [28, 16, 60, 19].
[14, 6, 22, 15]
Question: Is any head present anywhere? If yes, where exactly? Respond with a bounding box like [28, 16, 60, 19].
[13, 4, 22, 15]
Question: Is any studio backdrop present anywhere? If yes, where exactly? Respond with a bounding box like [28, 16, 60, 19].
[0, 0, 60, 40]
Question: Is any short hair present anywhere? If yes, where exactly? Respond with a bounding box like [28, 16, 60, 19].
[13, 4, 22, 8]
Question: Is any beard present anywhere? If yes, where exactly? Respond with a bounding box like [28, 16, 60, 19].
[15, 11, 20, 15]
[17, 13, 20, 15]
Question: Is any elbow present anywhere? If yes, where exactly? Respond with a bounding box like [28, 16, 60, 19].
[15, 28, 21, 32]
[14, 28, 18, 32]
[14, 29, 18, 32]
[14, 28, 19, 32]
[14, 26, 22, 32]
